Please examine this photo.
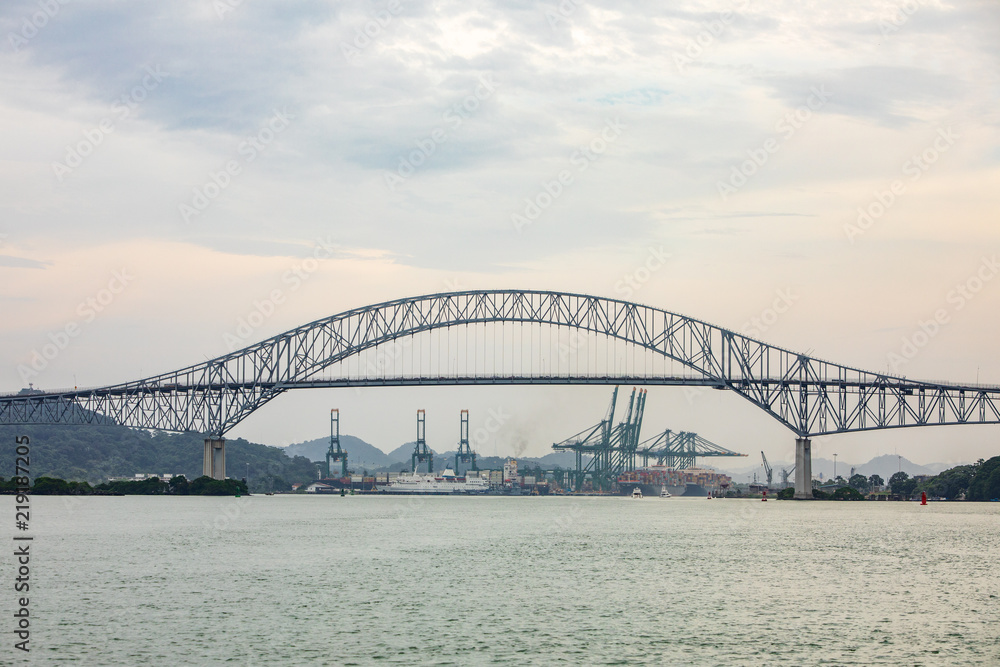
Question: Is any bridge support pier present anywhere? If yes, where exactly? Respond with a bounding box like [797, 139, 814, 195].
[203, 438, 226, 480]
[794, 437, 812, 499]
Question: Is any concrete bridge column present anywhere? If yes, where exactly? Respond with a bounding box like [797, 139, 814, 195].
[203, 438, 226, 480]
[794, 437, 812, 499]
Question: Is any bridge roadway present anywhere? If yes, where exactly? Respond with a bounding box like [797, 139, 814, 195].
[3, 289, 999, 498]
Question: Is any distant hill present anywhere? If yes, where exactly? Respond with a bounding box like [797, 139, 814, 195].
[0, 424, 319, 492]
[853, 455, 946, 480]
[386, 442, 432, 463]
[924, 461, 972, 475]
[358, 449, 588, 474]
[536, 451, 589, 468]
[284, 435, 395, 470]
[715, 454, 963, 483]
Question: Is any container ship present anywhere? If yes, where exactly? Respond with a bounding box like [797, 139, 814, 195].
[375, 468, 490, 494]
[617, 466, 732, 497]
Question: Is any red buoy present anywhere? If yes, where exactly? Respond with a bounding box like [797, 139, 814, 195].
[920, 491, 927, 506]
[762, 489, 768, 502]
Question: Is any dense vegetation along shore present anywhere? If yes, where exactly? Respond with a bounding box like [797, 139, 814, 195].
[774, 455, 1000, 501]
[0, 424, 317, 492]
[0, 475, 248, 496]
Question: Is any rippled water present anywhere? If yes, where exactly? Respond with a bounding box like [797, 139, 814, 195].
[6, 495, 1000, 665]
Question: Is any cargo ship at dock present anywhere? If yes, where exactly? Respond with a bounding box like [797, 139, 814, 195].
[617, 466, 732, 497]
[374, 468, 490, 494]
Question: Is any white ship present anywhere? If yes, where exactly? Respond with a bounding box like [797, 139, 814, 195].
[375, 468, 490, 494]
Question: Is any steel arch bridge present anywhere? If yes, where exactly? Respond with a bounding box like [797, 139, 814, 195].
[3, 289, 999, 442]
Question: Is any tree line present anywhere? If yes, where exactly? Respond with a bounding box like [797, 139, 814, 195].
[0, 475, 248, 496]
[788, 456, 1000, 500]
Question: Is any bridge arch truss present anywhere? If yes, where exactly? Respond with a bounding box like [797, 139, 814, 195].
[3, 290, 999, 438]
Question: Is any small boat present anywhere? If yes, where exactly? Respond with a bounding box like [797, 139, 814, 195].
[659, 485, 671, 498]
[632, 487, 643, 499]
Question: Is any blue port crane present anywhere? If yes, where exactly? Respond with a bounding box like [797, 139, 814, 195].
[326, 408, 348, 478]
[411, 409, 434, 473]
[454, 409, 477, 474]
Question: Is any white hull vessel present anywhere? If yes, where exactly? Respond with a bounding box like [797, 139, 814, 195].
[376, 469, 490, 494]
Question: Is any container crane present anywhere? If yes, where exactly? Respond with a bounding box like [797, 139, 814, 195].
[411, 409, 434, 473]
[761, 451, 773, 487]
[325, 409, 348, 478]
[454, 409, 477, 473]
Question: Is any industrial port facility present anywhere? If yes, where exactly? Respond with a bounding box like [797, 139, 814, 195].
[304, 387, 741, 496]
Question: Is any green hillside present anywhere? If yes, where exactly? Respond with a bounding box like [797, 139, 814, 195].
[0, 425, 319, 492]
[284, 434, 397, 469]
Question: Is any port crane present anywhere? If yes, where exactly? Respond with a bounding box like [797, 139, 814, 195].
[779, 465, 795, 488]
[552, 387, 748, 491]
[761, 451, 773, 487]
[455, 409, 478, 474]
[551, 387, 646, 491]
[411, 409, 434, 473]
[638, 431, 746, 469]
[325, 409, 348, 478]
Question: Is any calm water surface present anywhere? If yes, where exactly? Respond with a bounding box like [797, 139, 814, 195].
[6, 495, 999, 665]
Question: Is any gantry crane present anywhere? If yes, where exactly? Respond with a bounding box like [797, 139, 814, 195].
[454, 409, 477, 474]
[325, 409, 348, 478]
[411, 409, 434, 473]
[552, 387, 646, 491]
[637, 431, 746, 469]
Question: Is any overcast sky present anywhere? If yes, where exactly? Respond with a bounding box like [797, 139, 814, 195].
[1, 0, 998, 468]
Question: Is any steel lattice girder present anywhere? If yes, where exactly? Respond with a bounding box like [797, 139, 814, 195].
[637, 430, 747, 470]
[3, 289, 1000, 437]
